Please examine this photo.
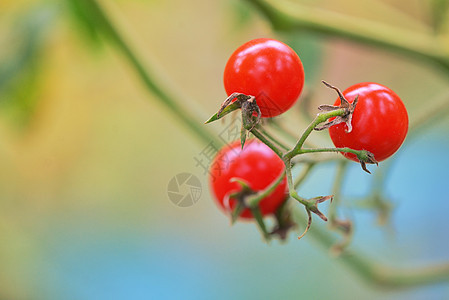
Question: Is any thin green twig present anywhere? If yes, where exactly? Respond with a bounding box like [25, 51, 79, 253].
[292, 207, 449, 288]
[244, 0, 449, 72]
[328, 160, 348, 222]
[293, 163, 315, 189]
[250, 128, 284, 158]
[258, 126, 290, 151]
[83, 0, 221, 147]
[247, 171, 286, 207]
[84, 0, 449, 289]
[285, 108, 346, 160]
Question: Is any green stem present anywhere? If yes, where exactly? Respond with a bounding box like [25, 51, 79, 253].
[250, 128, 284, 158]
[269, 119, 318, 148]
[84, 0, 449, 289]
[292, 207, 449, 288]
[247, 171, 286, 207]
[251, 207, 270, 241]
[329, 160, 348, 222]
[285, 109, 346, 160]
[244, 0, 449, 71]
[258, 127, 290, 151]
[83, 0, 221, 147]
[298, 147, 365, 157]
[293, 163, 315, 189]
[284, 158, 308, 207]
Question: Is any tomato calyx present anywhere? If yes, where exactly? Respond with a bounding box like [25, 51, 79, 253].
[315, 80, 359, 132]
[271, 214, 296, 240]
[270, 200, 296, 240]
[205, 92, 261, 126]
[218, 92, 260, 119]
[356, 150, 378, 174]
[225, 177, 257, 223]
[293, 194, 333, 240]
[306, 195, 333, 222]
[206, 92, 263, 148]
[227, 178, 299, 241]
[329, 218, 353, 256]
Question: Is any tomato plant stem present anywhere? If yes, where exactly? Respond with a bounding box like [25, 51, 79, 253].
[244, 0, 449, 72]
[293, 163, 315, 189]
[258, 127, 290, 151]
[83, 0, 222, 147]
[84, 0, 449, 289]
[284, 108, 346, 160]
[328, 160, 347, 223]
[284, 159, 309, 207]
[247, 171, 286, 207]
[292, 207, 449, 288]
[250, 128, 284, 158]
[251, 207, 270, 241]
[298, 147, 367, 156]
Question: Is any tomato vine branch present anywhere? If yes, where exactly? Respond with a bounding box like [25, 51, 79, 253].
[292, 207, 449, 288]
[243, 0, 449, 72]
[293, 163, 315, 189]
[83, 0, 221, 147]
[247, 171, 286, 207]
[284, 108, 346, 160]
[84, 0, 449, 290]
[250, 128, 284, 158]
[257, 126, 291, 151]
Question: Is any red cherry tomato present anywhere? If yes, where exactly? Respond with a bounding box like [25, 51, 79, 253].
[223, 38, 305, 118]
[209, 139, 288, 219]
[329, 82, 408, 162]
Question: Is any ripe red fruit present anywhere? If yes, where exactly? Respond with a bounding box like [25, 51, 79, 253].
[329, 82, 408, 162]
[209, 139, 287, 219]
[223, 38, 305, 118]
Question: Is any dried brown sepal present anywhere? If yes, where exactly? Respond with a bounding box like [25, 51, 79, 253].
[372, 194, 393, 226]
[271, 219, 296, 240]
[217, 93, 260, 149]
[358, 151, 378, 174]
[315, 195, 333, 204]
[330, 218, 354, 256]
[315, 81, 359, 132]
[308, 195, 333, 222]
[217, 92, 259, 122]
[217, 93, 247, 117]
[241, 96, 261, 131]
[270, 201, 297, 240]
[332, 218, 352, 234]
[298, 209, 312, 240]
[226, 177, 256, 223]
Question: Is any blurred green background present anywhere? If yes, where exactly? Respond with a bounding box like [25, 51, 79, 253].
[1, 0, 449, 299]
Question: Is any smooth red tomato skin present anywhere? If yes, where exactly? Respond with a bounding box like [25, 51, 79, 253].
[209, 139, 288, 219]
[223, 38, 305, 118]
[329, 82, 408, 162]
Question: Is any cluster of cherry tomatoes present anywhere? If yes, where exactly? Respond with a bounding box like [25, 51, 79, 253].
[210, 38, 409, 220]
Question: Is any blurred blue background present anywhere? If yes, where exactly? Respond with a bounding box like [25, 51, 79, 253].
[0, 0, 448, 299]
